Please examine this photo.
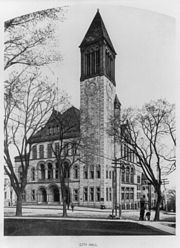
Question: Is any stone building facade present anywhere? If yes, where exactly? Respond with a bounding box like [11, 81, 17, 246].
[14, 10, 143, 209]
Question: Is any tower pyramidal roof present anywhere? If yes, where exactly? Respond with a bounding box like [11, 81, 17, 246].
[80, 10, 116, 54]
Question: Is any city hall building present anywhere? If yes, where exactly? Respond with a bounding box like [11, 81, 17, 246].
[15, 10, 148, 210]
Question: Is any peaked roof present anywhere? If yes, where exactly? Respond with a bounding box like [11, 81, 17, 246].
[79, 10, 116, 54]
[29, 106, 80, 144]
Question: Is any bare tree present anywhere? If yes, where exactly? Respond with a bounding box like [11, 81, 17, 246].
[4, 7, 68, 216]
[110, 99, 176, 221]
[4, 71, 66, 216]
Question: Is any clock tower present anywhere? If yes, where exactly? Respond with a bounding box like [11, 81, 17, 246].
[79, 10, 119, 208]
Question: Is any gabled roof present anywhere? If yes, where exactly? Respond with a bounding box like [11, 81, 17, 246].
[29, 106, 80, 144]
[79, 10, 116, 54]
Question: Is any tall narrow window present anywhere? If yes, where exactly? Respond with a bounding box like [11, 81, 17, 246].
[74, 165, 79, 179]
[83, 187, 88, 201]
[106, 188, 109, 201]
[90, 165, 94, 179]
[126, 166, 130, 183]
[95, 50, 100, 73]
[109, 188, 112, 201]
[32, 145, 37, 160]
[121, 166, 125, 183]
[55, 163, 59, 179]
[83, 165, 88, 179]
[55, 142, 59, 155]
[96, 165, 101, 179]
[39, 145, 44, 159]
[130, 167, 134, 183]
[48, 163, 53, 179]
[90, 187, 94, 201]
[96, 187, 101, 202]
[64, 161, 70, 178]
[31, 167, 35, 181]
[47, 144, 52, 158]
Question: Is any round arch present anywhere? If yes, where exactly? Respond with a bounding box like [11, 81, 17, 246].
[38, 186, 47, 203]
[48, 184, 60, 203]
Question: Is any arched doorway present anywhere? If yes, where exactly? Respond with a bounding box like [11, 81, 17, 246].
[48, 185, 60, 203]
[38, 187, 47, 203]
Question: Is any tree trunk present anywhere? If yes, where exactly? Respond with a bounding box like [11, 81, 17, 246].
[61, 182, 67, 217]
[154, 189, 162, 221]
[16, 192, 23, 217]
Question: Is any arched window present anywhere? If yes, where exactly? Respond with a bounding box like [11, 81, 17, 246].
[48, 163, 53, 179]
[90, 165, 94, 179]
[31, 167, 35, 181]
[39, 145, 44, 159]
[126, 166, 130, 183]
[40, 164, 45, 180]
[74, 165, 79, 179]
[96, 165, 101, 179]
[32, 145, 37, 160]
[130, 167, 134, 183]
[83, 165, 88, 179]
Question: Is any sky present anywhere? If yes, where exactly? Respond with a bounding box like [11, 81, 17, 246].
[49, 3, 176, 109]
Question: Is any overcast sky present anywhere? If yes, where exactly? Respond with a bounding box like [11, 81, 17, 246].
[47, 3, 176, 109]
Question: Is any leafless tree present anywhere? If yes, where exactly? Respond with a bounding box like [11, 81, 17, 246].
[4, 7, 68, 216]
[110, 99, 176, 221]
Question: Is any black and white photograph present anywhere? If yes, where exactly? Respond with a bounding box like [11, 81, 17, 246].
[0, 0, 179, 247]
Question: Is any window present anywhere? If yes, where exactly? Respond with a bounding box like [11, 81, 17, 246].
[63, 143, 69, 156]
[90, 165, 94, 179]
[31, 167, 35, 181]
[55, 163, 59, 179]
[121, 166, 125, 183]
[130, 167, 134, 183]
[55, 142, 59, 155]
[72, 142, 78, 155]
[109, 188, 112, 201]
[137, 175, 141, 184]
[106, 170, 108, 179]
[31, 190, 35, 200]
[73, 189, 79, 201]
[109, 171, 111, 179]
[74, 165, 79, 179]
[83, 165, 88, 179]
[32, 145, 37, 160]
[47, 144, 52, 158]
[96, 187, 100, 202]
[4, 192, 7, 199]
[126, 187, 129, 200]
[90, 187, 94, 201]
[130, 188, 134, 200]
[39, 145, 44, 159]
[40, 164, 45, 180]
[126, 166, 130, 183]
[48, 163, 53, 179]
[83, 187, 88, 201]
[96, 165, 101, 179]
[84, 49, 100, 77]
[106, 188, 109, 201]
[121, 187, 125, 200]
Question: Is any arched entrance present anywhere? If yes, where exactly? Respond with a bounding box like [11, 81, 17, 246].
[38, 187, 47, 203]
[48, 184, 60, 204]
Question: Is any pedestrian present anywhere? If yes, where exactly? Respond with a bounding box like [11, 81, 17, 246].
[71, 202, 74, 212]
[139, 197, 145, 221]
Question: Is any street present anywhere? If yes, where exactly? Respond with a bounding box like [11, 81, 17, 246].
[4, 218, 172, 236]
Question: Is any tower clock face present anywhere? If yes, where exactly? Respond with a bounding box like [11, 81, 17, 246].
[85, 81, 97, 96]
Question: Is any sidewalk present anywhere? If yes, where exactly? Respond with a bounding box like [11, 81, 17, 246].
[4, 205, 176, 235]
